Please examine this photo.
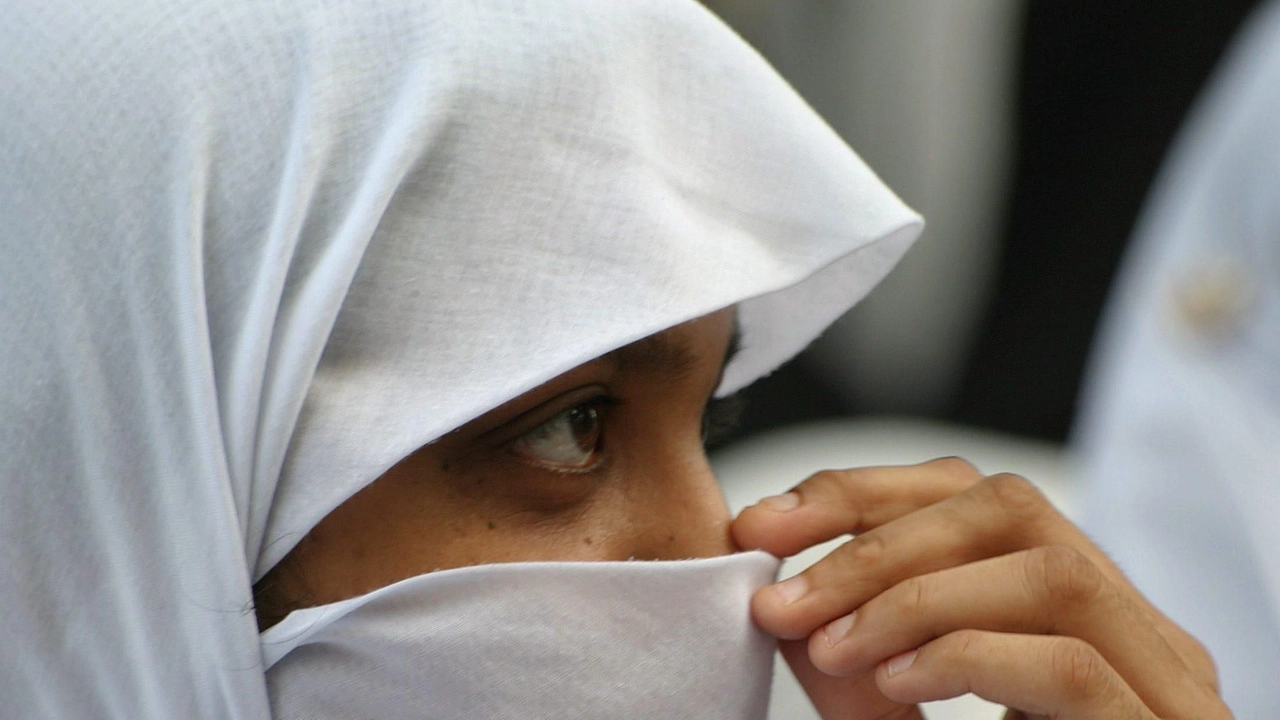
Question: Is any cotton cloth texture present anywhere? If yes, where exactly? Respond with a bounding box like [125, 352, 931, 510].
[0, 0, 921, 718]
[1075, 1, 1280, 716]
[263, 551, 781, 720]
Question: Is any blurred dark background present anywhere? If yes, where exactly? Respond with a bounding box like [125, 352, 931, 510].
[707, 1, 1263, 447]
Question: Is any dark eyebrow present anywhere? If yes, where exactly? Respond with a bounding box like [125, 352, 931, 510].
[603, 317, 741, 384]
[718, 321, 742, 387]
[605, 333, 698, 379]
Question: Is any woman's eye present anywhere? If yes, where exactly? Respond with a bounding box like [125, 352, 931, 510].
[509, 402, 605, 471]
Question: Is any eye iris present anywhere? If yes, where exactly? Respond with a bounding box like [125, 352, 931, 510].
[513, 402, 603, 470]
[566, 405, 600, 452]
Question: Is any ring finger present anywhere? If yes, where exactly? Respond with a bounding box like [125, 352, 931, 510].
[808, 546, 1212, 717]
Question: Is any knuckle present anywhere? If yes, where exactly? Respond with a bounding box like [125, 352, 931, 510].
[1172, 630, 1220, 692]
[899, 574, 934, 617]
[1048, 637, 1109, 699]
[800, 468, 868, 525]
[803, 468, 855, 498]
[1028, 545, 1106, 608]
[924, 455, 983, 483]
[939, 628, 985, 663]
[981, 472, 1048, 519]
[1189, 638, 1221, 690]
[842, 530, 888, 568]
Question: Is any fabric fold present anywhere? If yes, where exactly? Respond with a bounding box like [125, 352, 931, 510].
[264, 552, 782, 720]
[1, 1, 919, 716]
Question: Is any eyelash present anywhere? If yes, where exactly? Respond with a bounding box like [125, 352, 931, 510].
[702, 393, 746, 448]
[506, 390, 747, 473]
[507, 396, 618, 473]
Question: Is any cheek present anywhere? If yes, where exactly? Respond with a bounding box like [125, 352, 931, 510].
[596, 437, 735, 560]
[376, 462, 629, 566]
[440, 448, 733, 566]
[259, 406, 735, 618]
[457, 469, 598, 514]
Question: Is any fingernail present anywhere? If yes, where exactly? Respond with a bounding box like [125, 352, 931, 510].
[773, 574, 809, 605]
[757, 492, 800, 512]
[885, 649, 918, 678]
[823, 612, 856, 647]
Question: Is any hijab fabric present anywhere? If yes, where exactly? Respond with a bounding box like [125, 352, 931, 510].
[0, 0, 921, 717]
[263, 552, 782, 719]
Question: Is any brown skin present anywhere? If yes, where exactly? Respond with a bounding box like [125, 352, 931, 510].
[256, 308, 1231, 719]
[254, 309, 738, 626]
[735, 460, 1231, 720]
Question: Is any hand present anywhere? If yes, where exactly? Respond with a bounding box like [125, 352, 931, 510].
[731, 458, 1231, 720]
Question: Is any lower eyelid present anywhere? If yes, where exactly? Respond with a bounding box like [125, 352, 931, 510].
[508, 404, 608, 471]
[505, 445, 611, 488]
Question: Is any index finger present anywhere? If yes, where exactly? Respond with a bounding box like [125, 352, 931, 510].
[731, 457, 983, 558]
[733, 459, 1219, 688]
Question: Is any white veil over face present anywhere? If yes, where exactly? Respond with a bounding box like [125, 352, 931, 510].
[0, 0, 920, 717]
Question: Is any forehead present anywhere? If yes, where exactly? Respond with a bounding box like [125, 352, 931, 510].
[602, 311, 740, 380]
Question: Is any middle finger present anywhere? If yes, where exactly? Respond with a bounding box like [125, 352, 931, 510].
[809, 546, 1211, 717]
[752, 473, 1078, 639]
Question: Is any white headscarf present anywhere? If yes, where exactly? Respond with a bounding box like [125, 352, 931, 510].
[0, 0, 920, 717]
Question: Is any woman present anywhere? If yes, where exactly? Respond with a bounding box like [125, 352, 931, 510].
[0, 0, 1227, 718]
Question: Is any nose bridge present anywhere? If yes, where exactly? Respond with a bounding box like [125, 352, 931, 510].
[631, 445, 735, 560]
